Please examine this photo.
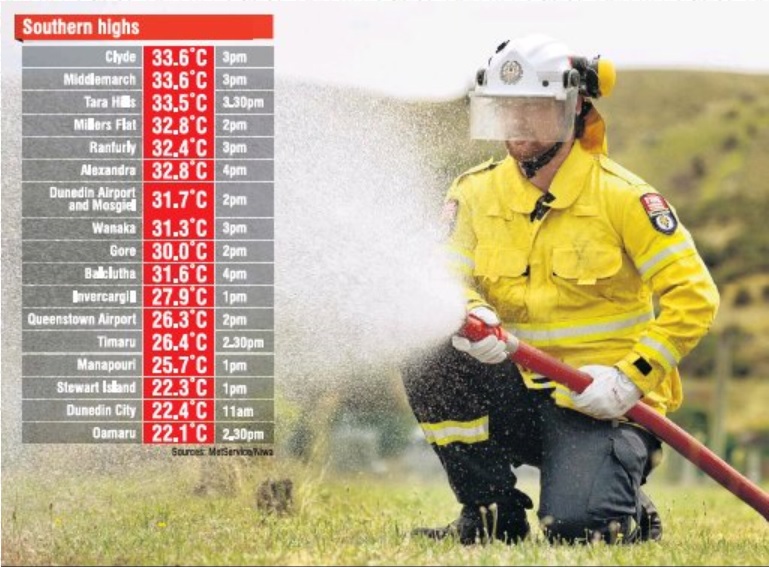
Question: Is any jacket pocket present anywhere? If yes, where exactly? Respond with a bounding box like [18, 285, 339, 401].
[474, 246, 528, 283]
[474, 247, 529, 317]
[552, 246, 622, 285]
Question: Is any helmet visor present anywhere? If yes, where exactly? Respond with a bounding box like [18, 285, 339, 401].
[469, 91, 577, 142]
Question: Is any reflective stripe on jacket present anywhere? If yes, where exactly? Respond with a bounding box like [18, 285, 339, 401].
[443, 113, 719, 416]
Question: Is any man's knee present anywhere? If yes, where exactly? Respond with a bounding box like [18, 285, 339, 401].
[538, 421, 660, 544]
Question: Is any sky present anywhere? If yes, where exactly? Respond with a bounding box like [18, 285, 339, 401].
[2, 0, 769, 99]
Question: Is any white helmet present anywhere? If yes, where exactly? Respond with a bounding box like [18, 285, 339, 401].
[469, 34, 615, 142]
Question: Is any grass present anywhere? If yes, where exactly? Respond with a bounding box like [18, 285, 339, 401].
[2, 458, 768, 566]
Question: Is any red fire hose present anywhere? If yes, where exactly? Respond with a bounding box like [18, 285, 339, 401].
[462, 314, 769, 522]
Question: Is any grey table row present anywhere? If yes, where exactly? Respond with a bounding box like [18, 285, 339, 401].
[23, 46, 274, 68]
[22, 286, 272, 308]
[22, 399, 274, 422]
[23, 69, 273, 91]
[22, 422, 275, 444]
[23, 353, 274, 377]
[23, 308, 273, 330]
[22, 182, 273, 218]
[23, 240, 272, 263]
[24, 114, 272, 136]
[23, 91, 274, 115]
[22, 262, 273, 285]
[22, 159, 273, 183]
[23, 329, 274, 353]
[23, 217, 272, 239]
[22, 134, 273, 159]
[23, 376, 274, 399]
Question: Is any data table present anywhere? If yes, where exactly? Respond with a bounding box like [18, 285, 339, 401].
[18, 14, 275, 445]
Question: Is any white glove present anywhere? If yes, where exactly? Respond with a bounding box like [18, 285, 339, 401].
[568, 365, 643, 420]
[451, 307, 508, 364]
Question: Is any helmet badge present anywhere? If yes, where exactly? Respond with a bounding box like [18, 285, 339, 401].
[500, 60, 523, 85]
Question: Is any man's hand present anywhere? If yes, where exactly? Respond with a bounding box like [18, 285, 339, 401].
[568, 365, 643, 420]
[451, 307, 508, 364]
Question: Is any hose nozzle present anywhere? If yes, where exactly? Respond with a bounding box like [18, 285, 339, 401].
[461, 314, 519, 353]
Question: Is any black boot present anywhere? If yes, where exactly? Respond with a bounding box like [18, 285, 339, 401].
[638, 490, 663, 542]
[623, 489, 663, 543]
[412, 492, 533, 545]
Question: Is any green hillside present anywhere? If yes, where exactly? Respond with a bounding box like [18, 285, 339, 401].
[603, 71, 769, 284]
[588, 72, 769, 387]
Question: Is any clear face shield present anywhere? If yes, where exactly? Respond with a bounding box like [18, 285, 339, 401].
[469, 90, 578, 142]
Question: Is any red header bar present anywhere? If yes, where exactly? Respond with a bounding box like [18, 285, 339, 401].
[15, 14, 273, 42]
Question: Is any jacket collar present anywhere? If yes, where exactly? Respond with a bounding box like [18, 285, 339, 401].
[493, 107, 607, 217]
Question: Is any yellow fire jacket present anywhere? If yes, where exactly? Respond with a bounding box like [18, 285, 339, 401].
[444, 110, 719, 416]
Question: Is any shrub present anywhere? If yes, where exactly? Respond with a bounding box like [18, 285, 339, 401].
[733, 287, 753, 306]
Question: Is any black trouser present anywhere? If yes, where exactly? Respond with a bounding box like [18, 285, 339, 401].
[402, 343, 661, 542]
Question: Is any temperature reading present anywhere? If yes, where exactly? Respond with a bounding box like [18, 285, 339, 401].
[151, 137, 209, 158]
[150, 188, 209, 209]
[151, 92, 210, 114]
[147, 422, 213, 444]
[151, 47, 209, 67]
[150, 159, 210, 182]
[151, 69, 209, 90]
[150, 115, 209, 136]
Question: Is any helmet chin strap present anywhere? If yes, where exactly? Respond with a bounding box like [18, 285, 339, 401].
[518, 142, 563, 179]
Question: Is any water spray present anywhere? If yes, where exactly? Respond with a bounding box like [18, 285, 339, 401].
[276, 83, 466, 394]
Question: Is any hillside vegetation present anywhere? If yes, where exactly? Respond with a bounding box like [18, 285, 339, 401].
[604, 71, 769, 284]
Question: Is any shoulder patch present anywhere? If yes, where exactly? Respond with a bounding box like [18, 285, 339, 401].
[640, 193, 678, 235]
[599, 155, 648, 186]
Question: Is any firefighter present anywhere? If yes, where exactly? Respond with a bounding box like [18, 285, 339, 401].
[403, 34, 719, 544]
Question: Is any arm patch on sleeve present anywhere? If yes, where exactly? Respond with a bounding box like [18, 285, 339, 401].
[633, 356, 653, 376]
[640, 193, 678, 235]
